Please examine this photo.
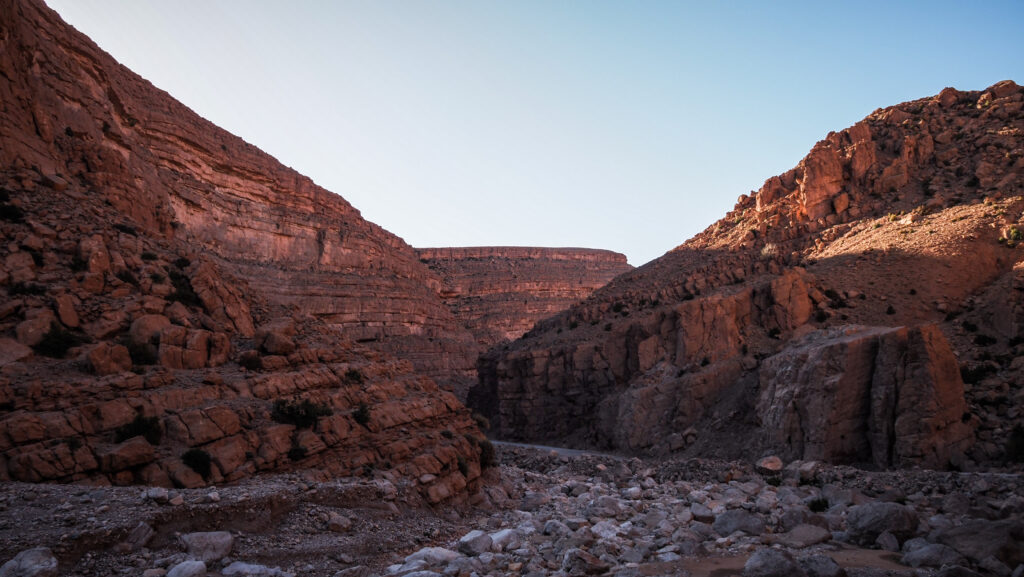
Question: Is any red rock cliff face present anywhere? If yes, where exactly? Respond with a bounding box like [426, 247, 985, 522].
[0, 0, 489, 500]
[0, 0, 478, 389]
[472, 81, 1024, 469]
[416, 247, 632, 348]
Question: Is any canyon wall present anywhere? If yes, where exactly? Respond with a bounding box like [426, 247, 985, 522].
[0, 0, 478, 389]
[472, 81, 1024, 469]
[416, 247, 632, 348]
[0, 0, 490, 499]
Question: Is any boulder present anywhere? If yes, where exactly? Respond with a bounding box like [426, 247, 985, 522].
[88, 342, 132, 375]
[166, 560, 205, 577]
[0, 548, 58, 577]
[743, 549, 807, 577]
[902, 543, 966, 568]
[845, 502, 918, 546]
[934, 520, 1024, 567]
[713, 509, 765, 536]
[130, 314, 171, 345]
[181, 531, 233, 562]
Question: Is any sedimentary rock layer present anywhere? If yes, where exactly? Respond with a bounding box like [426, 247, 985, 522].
[0, 0, 478, 388]
[472, 81, 1024, 468]
[417, 247, 632, 348]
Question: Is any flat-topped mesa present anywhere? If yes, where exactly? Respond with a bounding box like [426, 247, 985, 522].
[416, 247, 632, 348]
[471, 81, 1024, 470]
[0, 0, 478, 389]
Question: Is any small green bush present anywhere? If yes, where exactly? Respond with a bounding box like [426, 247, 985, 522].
[115, 414, 162, 445]
[808, 497, 829, 513]
[182, 448, 211, 478]
[0, 203, 25, 223]
[272, 399, 333, 429]
[478, 438, 496, 469]
[1006, 426, 1024, 463]
[33, 322, 89, 358]
[353, 403, 371, 426]
[167, 269, 201, 307]
[115, 269, 138, 286]
[8, 282, 46, 296]
[471, 412, 490, 431]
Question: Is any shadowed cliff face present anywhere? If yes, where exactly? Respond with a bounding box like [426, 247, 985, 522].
[416, 247, 633, 349]
[0, 0, 494, 499]
[0, 0, 479, 389]
[472, 81, 1024, 469]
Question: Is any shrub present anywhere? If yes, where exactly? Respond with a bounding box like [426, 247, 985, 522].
[167, 269, 201, 307]
[353, 403, 371, 426]
[287, 446, 308, 461]
[441, 429, 454, 439]
[808, 497, 829, 513]
[1006, 426, 1024, 463]
[814, 310, 829, 323]
[471, 411, 490, 431]
[960, 363, 996, 384]
[33, 322, 89, 358]
[182, 448, 212, 478]
[8, 282, 46, 296]
[150, 272, 166, 283]
[115, 414, 162, 445]
[962, 321, 978, 332]
[344, 369, 363, 384]
[124, 339, 158, 366]
[115, 269, 138, 286]
[141, 251, 158, 261]
[478, 438, 496, 469]
[1008, 226, 1024, 242]
[272, 399, 333, 429]
[70, 254, 87, 272]
[568, 321, 579, 330]
[113, 223, 137, 236]
[172, 257, 191, 269]
[0, 203, 25, 223]
[974, 334, 997, 347]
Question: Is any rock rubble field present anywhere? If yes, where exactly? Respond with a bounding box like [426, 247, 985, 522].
[1, 446, 1021, 577]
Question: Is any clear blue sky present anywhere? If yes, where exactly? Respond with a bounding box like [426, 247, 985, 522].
[47, 1, 1024, 266]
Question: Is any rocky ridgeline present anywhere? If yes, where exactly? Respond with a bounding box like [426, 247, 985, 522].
[1, 447, 1021, 576]
[416, 247, 632, 349]
[0, 0, 482, 390]
[472, 81, 1024, 469]
[0, 163, 487, 501]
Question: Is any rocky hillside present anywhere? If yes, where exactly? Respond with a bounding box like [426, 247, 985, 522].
[0, 0, 482, 390]
[471, 81, 1024, 470]
[416, 247, 632, 349]
[0, 0, 496, 500]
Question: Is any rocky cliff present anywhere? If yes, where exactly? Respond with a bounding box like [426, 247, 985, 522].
[416, 247, 632, 349]
[472, 81, 1024, 469]
[0, 0, 480, 390]
[0, 0, 492, 500]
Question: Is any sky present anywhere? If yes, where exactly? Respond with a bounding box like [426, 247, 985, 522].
[47, 1, 1024, 266]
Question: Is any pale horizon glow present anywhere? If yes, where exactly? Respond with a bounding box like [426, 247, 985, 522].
[46, 1, 1024, 266]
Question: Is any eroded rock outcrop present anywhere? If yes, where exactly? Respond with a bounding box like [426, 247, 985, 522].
[0, 0, 488, 501]
[416, 247, 632, 348]
[0, 0, 477, 389]
[472, 81, 1024, 468]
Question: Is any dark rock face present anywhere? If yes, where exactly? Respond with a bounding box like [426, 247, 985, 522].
[416, 247, 632, 348]
[472, 81, 1024, 467]
[0, 0, 478, 390]
[0, 0, 487, 500]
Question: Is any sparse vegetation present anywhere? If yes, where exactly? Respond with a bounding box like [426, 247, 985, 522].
[115, 414, 162, 445]
[172, 257, 191, 269]
[167, 269, 201, 307]
[182, 448, 212, 478]
[33, 322, 89, 358]
[271, 399, 333, 429]
[478, 437, 496, 469]
[1006, 426, 1024, 463]
[0, 203, 25, 223]
[353, 403, 371, 426]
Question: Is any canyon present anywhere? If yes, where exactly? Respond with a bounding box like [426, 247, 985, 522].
[1, 0, 1023, 575]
